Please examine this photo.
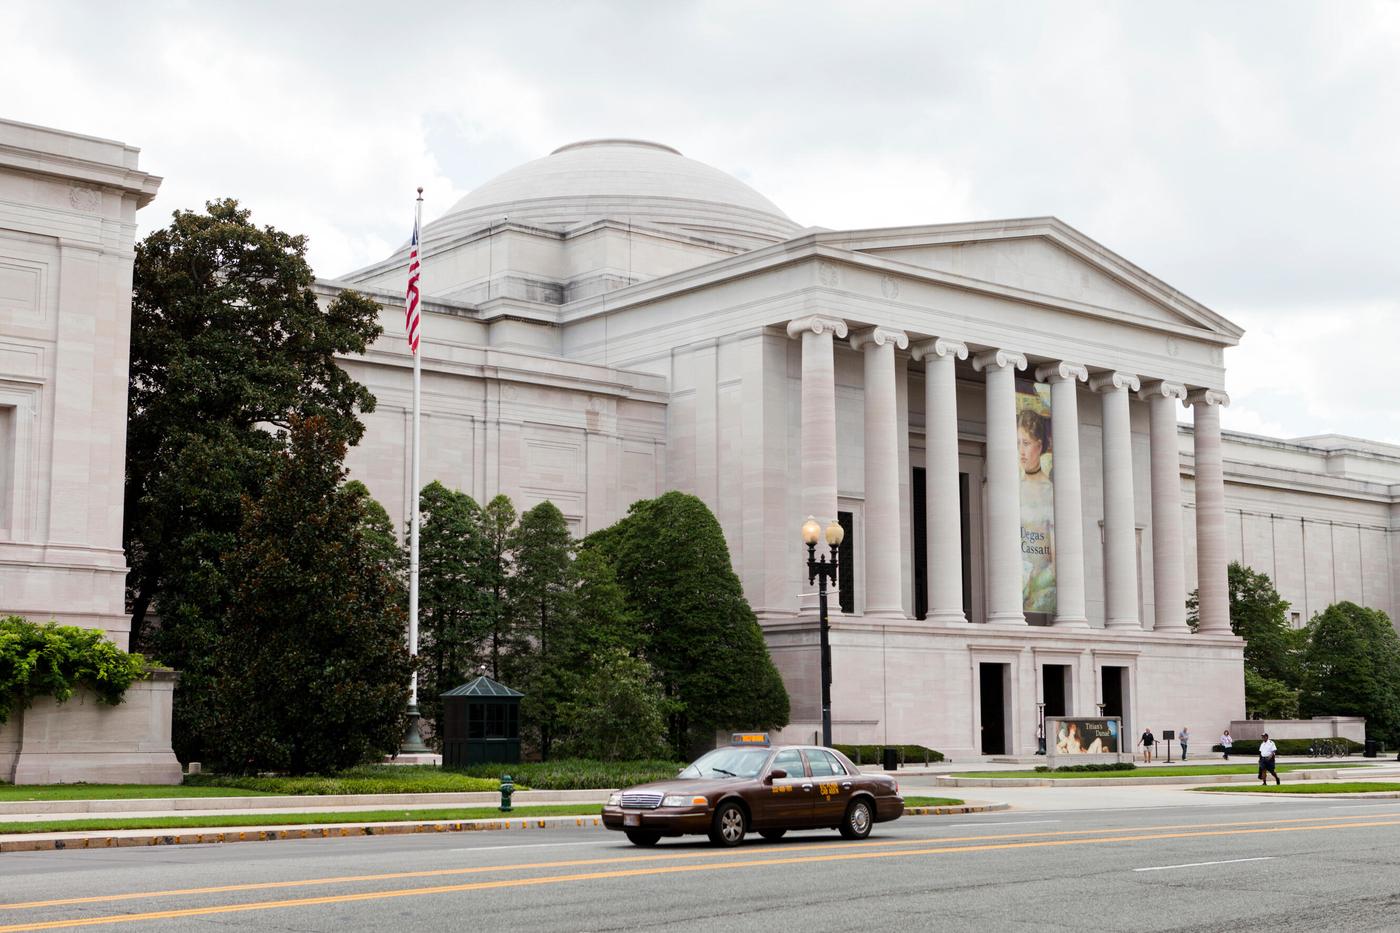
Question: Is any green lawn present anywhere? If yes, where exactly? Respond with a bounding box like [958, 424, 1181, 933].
[1197, 782, 1400, 795]
[903, 796, 964, 807]
[0, 803, 604, 835]
[0, 784, 276, 802]
[182, 766, 504, 796]
[951, 763, 1372, 779]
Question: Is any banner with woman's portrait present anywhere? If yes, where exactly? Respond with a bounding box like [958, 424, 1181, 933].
[1016, 380, 1055, 614]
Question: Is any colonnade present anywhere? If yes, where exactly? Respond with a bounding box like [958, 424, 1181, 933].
[786, 316, 1232, 634]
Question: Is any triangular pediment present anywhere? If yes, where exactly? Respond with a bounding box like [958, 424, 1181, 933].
[833, 218, 1242, 340]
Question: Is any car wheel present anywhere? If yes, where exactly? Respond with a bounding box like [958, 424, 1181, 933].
[625, 829, 661, 847]
[709, 800, 748, 847]
[759, 829, 787, 842]
[839, 798, 874, 840]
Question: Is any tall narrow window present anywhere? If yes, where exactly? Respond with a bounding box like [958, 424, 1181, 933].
[959, 473, 972, 620]
[0, 404, 13, 535]
[838, 510, 854, 614]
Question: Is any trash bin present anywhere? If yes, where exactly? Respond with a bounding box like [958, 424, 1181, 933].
[1364, 739, 1378, 758]
[882, 747, 899, 771]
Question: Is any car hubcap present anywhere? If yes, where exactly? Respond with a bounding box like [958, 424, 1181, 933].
[722, 809, 743, 841]
[851, 804, 870, 834]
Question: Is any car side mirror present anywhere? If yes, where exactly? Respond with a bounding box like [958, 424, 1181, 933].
[766, 769, 787, 783]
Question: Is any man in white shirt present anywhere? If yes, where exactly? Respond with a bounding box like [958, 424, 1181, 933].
[1220, 729, 1233, 760]
[1258, 733, 1280, 785]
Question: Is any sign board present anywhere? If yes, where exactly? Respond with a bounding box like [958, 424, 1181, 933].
[1048, 717, 1121, 755]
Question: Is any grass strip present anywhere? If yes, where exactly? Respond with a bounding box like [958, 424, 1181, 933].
[902, 796, 963, 807]
[0, 804, 605, 835]
[182, 767, 502, 796]
[950, 763, 1371, 779]
[1196, 782, 1400, 795]
[0, 784, 277, 802]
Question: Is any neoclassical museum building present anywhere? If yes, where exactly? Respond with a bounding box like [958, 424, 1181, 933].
[5, 125, 1399, 775]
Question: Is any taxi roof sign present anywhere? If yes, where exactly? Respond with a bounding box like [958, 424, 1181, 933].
[730, 732, 770, 746]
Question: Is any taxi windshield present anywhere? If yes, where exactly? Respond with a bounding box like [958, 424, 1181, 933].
[679, 746, 771, 779]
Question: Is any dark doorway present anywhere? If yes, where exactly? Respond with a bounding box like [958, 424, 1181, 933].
[1042, 664, 1071, 717]
[1102, 666, 1127, 735]
[912, 467, 927, 619]
[837, 511, 854, 614]
[979, 662, 1009, 755]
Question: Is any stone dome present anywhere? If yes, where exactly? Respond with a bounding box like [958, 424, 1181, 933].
[425, 139, 800, 247]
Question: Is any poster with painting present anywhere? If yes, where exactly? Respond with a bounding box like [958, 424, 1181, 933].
[1017, 380, 1054, 614]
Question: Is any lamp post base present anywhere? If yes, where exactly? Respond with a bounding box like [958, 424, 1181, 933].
[398, 703, 431, 756]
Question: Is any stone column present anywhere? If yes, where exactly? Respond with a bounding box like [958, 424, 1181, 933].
[1035, 361, 1090, 627]
[1189, 389, 1232, 634]
[851, 327, 909, 618]
[787, 315, 847, 612]
[1140, 381, 1189, 632]
[1090, 371, 1142, 630]
[972, 348, 1028, 625]
[911, 337, 968, 624]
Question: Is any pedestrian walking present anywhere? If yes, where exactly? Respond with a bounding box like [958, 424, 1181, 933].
[1139, 727, 1155, 764]
[1179, 727, 1190, 760]
[1220, 729, 1233, 760]
[1258, 732, 1281, 785]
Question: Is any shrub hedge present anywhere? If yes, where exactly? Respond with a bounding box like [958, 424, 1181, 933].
[834, 744, 945, 766]
[450, 759, 685, 789]
[1211, 738, 1365, 756]
[1033, 761, 1137, 773]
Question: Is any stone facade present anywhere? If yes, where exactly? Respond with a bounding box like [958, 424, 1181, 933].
[0, 118, 179, 783]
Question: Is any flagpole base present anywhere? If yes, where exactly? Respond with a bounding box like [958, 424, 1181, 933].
[398, 703, 431, 756]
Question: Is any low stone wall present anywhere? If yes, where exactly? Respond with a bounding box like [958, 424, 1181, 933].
[1230, 717, 1366, 743]
[2, 671, 182, 784]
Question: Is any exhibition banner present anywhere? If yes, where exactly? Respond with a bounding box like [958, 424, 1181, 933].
[1052, 718, 1120, 754]
[1016, 380, 1054, 613]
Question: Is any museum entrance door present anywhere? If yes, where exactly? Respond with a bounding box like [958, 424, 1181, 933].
[1042, 664, 1070, 717]
[1101, 665, 1128, 736]
[979, 662, 1009, 755]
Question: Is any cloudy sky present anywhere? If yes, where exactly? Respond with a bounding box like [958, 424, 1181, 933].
[5, 2, 1397, 442]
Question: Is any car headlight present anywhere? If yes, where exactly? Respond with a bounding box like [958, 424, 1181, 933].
[607, 793, 622, 806]
[662, 795, 708, 807]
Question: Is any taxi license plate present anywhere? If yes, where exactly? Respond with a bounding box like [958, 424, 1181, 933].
[624, 813, 639, 826]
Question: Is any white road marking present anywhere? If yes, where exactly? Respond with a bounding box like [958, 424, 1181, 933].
[447, 840, 607, 853]
[947, 820, 1062, 827]
[1134, 857, 1275, 872]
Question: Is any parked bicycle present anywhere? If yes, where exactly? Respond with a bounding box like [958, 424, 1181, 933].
[1307, 737, 1350, 758]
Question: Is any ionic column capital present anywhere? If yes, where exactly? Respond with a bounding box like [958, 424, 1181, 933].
[971, 348, 1027, 373]
[1034, 361, 1089, 384]
[786, 315, 848, 340]
[1137, 380, 1187, 402]
[1089, 371, 1141, 393]
[850, 326, 909, 352]
[910, 337, 967, 362]
[1186, 388, 1230, 408]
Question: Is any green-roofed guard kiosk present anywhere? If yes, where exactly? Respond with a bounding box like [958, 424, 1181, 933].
[440, 676, 524, 766]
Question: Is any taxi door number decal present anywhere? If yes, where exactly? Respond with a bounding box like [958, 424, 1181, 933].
[818, 782, 840, 797]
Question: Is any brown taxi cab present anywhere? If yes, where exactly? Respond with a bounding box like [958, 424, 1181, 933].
[601, 733, 903, 847]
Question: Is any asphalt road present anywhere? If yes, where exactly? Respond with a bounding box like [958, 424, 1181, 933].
[3, 797, 1399, 932]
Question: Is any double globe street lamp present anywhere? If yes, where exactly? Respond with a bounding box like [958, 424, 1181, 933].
[802, 515, 845, 748]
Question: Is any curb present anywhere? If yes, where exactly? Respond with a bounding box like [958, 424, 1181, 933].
[0, 802, 1010, 853]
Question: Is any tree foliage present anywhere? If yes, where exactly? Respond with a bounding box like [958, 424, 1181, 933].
[1300, 602, 1400, 744]
[207, 417, 411, 774]
[587, 491, 789, 757]
[479, 495, 517, 680]
[0, 618, 151, 724]
[416, 481, 488, 732]
[125, 199, 382, 762]
[558, 650, 671, 761]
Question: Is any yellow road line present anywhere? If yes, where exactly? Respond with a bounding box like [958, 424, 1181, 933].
[2, 817, 1399, 932]
[3, 809, 1397, 913]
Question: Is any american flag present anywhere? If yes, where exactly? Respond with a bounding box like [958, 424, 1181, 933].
[404, 213, 422, 353]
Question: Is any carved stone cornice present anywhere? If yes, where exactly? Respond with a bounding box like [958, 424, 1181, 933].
[1089, 371, 1141, 394]
[1137, 380, 1187, 402]
[849, 326, 909, 352]
[910, 337, 968, 362]
[1186, 388, 1230, 408]
[971, 348, 1027, 373]
[1034, 361, 1089, 384]
[785, 315, 848, 340]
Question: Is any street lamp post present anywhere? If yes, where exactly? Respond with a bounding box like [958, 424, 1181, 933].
[802, 515, 845, 748]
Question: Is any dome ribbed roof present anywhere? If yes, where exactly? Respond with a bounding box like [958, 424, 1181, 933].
[425, 139, 799, 247]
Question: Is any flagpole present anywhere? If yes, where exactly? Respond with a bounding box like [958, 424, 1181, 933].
[401, 187, 429, 757]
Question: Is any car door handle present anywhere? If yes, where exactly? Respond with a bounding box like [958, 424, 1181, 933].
[842, 782, 852, 790]
[802, 784, 812, 791]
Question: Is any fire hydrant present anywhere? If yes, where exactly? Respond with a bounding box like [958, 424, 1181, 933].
[499, 774, 515, 812]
